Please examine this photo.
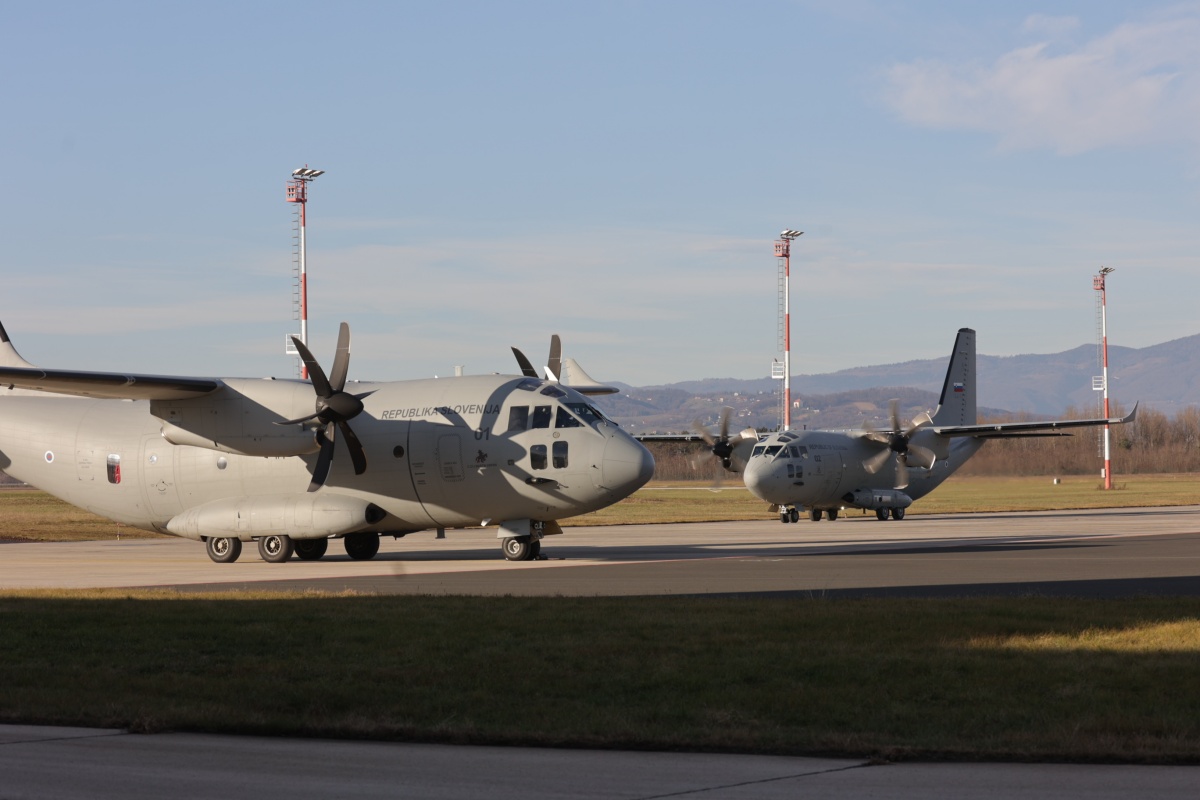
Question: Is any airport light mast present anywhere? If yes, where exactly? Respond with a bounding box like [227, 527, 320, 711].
[774, 230, 803, 431]
[285, 166, 325, 379]
[1093, 266, 1115, 489]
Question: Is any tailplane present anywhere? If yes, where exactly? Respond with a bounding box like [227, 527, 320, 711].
[931, 328, 976, 427]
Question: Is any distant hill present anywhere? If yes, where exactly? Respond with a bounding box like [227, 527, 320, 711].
[595, 333, 1200, 433]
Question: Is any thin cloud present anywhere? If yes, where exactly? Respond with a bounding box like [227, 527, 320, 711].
[885, 11, 1200, 154]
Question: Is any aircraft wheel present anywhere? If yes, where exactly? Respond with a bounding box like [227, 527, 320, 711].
[789, 508, 800, 523]
[206, 536, 242, 564]
[257, 534, 294, 563]
[344, 532, 380, 561]
[779, 509, 790, 524]
[827, 508, 839, 521]
[891, 507, 906, 520]
[294, 538, 329, 561]
[876, 508, 889, 521]
[502, 536, 533, 561]
[810, 508, 823, 522]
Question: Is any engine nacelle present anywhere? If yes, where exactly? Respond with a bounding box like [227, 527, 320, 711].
[165, 493, 388, 541]
[153, 379, 322, 457]
[841, 489, 913, 510]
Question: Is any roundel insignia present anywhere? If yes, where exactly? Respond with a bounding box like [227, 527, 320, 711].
[44, 451, 54, 463]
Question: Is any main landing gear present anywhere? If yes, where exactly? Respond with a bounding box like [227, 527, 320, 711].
[502, 536, 542, 562]
[778, 506, 838, 523]
[874, 507, 906, 521]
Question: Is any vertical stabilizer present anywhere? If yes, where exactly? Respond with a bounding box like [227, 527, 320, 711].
[0, 320, 36, 369]
[931, 328, 976, 427]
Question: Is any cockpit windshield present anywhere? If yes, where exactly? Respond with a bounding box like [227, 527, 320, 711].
[566, 401, 609, 427]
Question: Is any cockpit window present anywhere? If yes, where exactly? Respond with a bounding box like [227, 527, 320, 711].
[540, 385, 567, 398]
[532, 405, 552, 429]
[566, 402, 606, 425]
[752, 445, 766, 457]
[507, 406, 529, 433]
[516, 378, 541, 392]
[763, 445, 782, 457]
[555, 407, 583, 428]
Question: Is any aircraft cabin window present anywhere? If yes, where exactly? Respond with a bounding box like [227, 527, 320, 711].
[508, 406, 529, 433]
[106, 454, 121, 484]
[555, 407, 583, 428]
[532, 405, 552, 429]
[530, 444, 547, 470]
[553, 441, 568, 468]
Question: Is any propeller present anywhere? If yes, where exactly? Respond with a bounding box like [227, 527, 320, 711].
[862, 400, 936, 489]
[277, 322, 371, 492]
[512, 335, 563, 381]
[693, 406, 757, 478]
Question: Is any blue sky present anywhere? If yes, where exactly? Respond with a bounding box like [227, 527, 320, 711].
[3, 2, 1198, 391]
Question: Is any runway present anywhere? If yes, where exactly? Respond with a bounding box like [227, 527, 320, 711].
[3, 505, 1200, 597]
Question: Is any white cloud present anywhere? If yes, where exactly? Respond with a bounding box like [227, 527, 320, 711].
[886, 11, 1200, 154]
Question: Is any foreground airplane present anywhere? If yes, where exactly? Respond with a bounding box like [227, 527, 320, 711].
[0, 322, 654, 562]
[695, 328, 1135, 523]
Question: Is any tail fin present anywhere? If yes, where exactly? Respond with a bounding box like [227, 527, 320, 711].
[0, 320, 36, 369]
[931, 328, 976, 427]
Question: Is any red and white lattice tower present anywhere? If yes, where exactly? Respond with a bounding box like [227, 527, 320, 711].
[774, 230, 803, 431]
[1093, 267, 1115, 489]
[285, 166, 324, 379]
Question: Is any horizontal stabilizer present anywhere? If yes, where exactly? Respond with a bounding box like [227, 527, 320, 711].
[558, 357, 619, 396]
[934, 404, 1137, 438]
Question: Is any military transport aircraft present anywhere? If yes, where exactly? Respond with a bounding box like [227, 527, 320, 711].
[0, 321, 654, 563]
[694, 328, 1135, 523]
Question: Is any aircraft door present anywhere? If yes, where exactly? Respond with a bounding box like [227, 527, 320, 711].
[438, 434, 464, 482]
[139, 435, 180, 526]
[810, 450, 843, 498]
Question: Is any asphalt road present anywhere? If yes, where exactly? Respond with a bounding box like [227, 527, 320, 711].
[3, 505, 1199, 597]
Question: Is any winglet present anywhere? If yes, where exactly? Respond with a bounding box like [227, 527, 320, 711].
[0, 319, 36, 369]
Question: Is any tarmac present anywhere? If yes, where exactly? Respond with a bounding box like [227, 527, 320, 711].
[3, 506, 1200, 797]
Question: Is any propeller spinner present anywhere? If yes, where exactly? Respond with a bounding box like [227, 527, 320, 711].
[278, 322, 371, 492]
[862, 400, 936, 489]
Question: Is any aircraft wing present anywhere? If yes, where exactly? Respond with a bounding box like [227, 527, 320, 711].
[0, 365, 221, 400]
[933, 405, 1137, 439]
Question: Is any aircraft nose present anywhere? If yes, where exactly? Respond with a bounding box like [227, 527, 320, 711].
[602, 431, 655, 497]
[743, 457, 786, 504]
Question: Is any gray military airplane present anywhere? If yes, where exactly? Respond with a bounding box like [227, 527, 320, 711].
[695, 328, 1135, 523]
[0, 321, 654, 563]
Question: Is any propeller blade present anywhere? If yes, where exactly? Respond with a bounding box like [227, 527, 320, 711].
[546, 335, 562, 382]
[511, 347, 538, 378]
[276, 413, 321, 427]
[718, 406, 732, 441]
[905, 410, 933, 436]
[306, 425, 336, 492]
[863, 447, 892, 474]
[906, 444, 937, 470]
[691, 419, 717, 447]
[338, 420, 368, 476]
[292, 336, 333, 398]
[894, 457, 909, 490]
[328, 322, 351, 393]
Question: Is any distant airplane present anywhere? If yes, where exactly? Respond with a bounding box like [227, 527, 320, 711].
[694, 328, 1135, 522]
[0, 322, 654, 562]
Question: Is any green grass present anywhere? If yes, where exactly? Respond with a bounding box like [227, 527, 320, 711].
[2, 592, 1199, 762]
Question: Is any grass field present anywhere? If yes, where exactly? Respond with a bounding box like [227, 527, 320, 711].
[3, 477, 1200, 761]
[1, 592, 1198, 762]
